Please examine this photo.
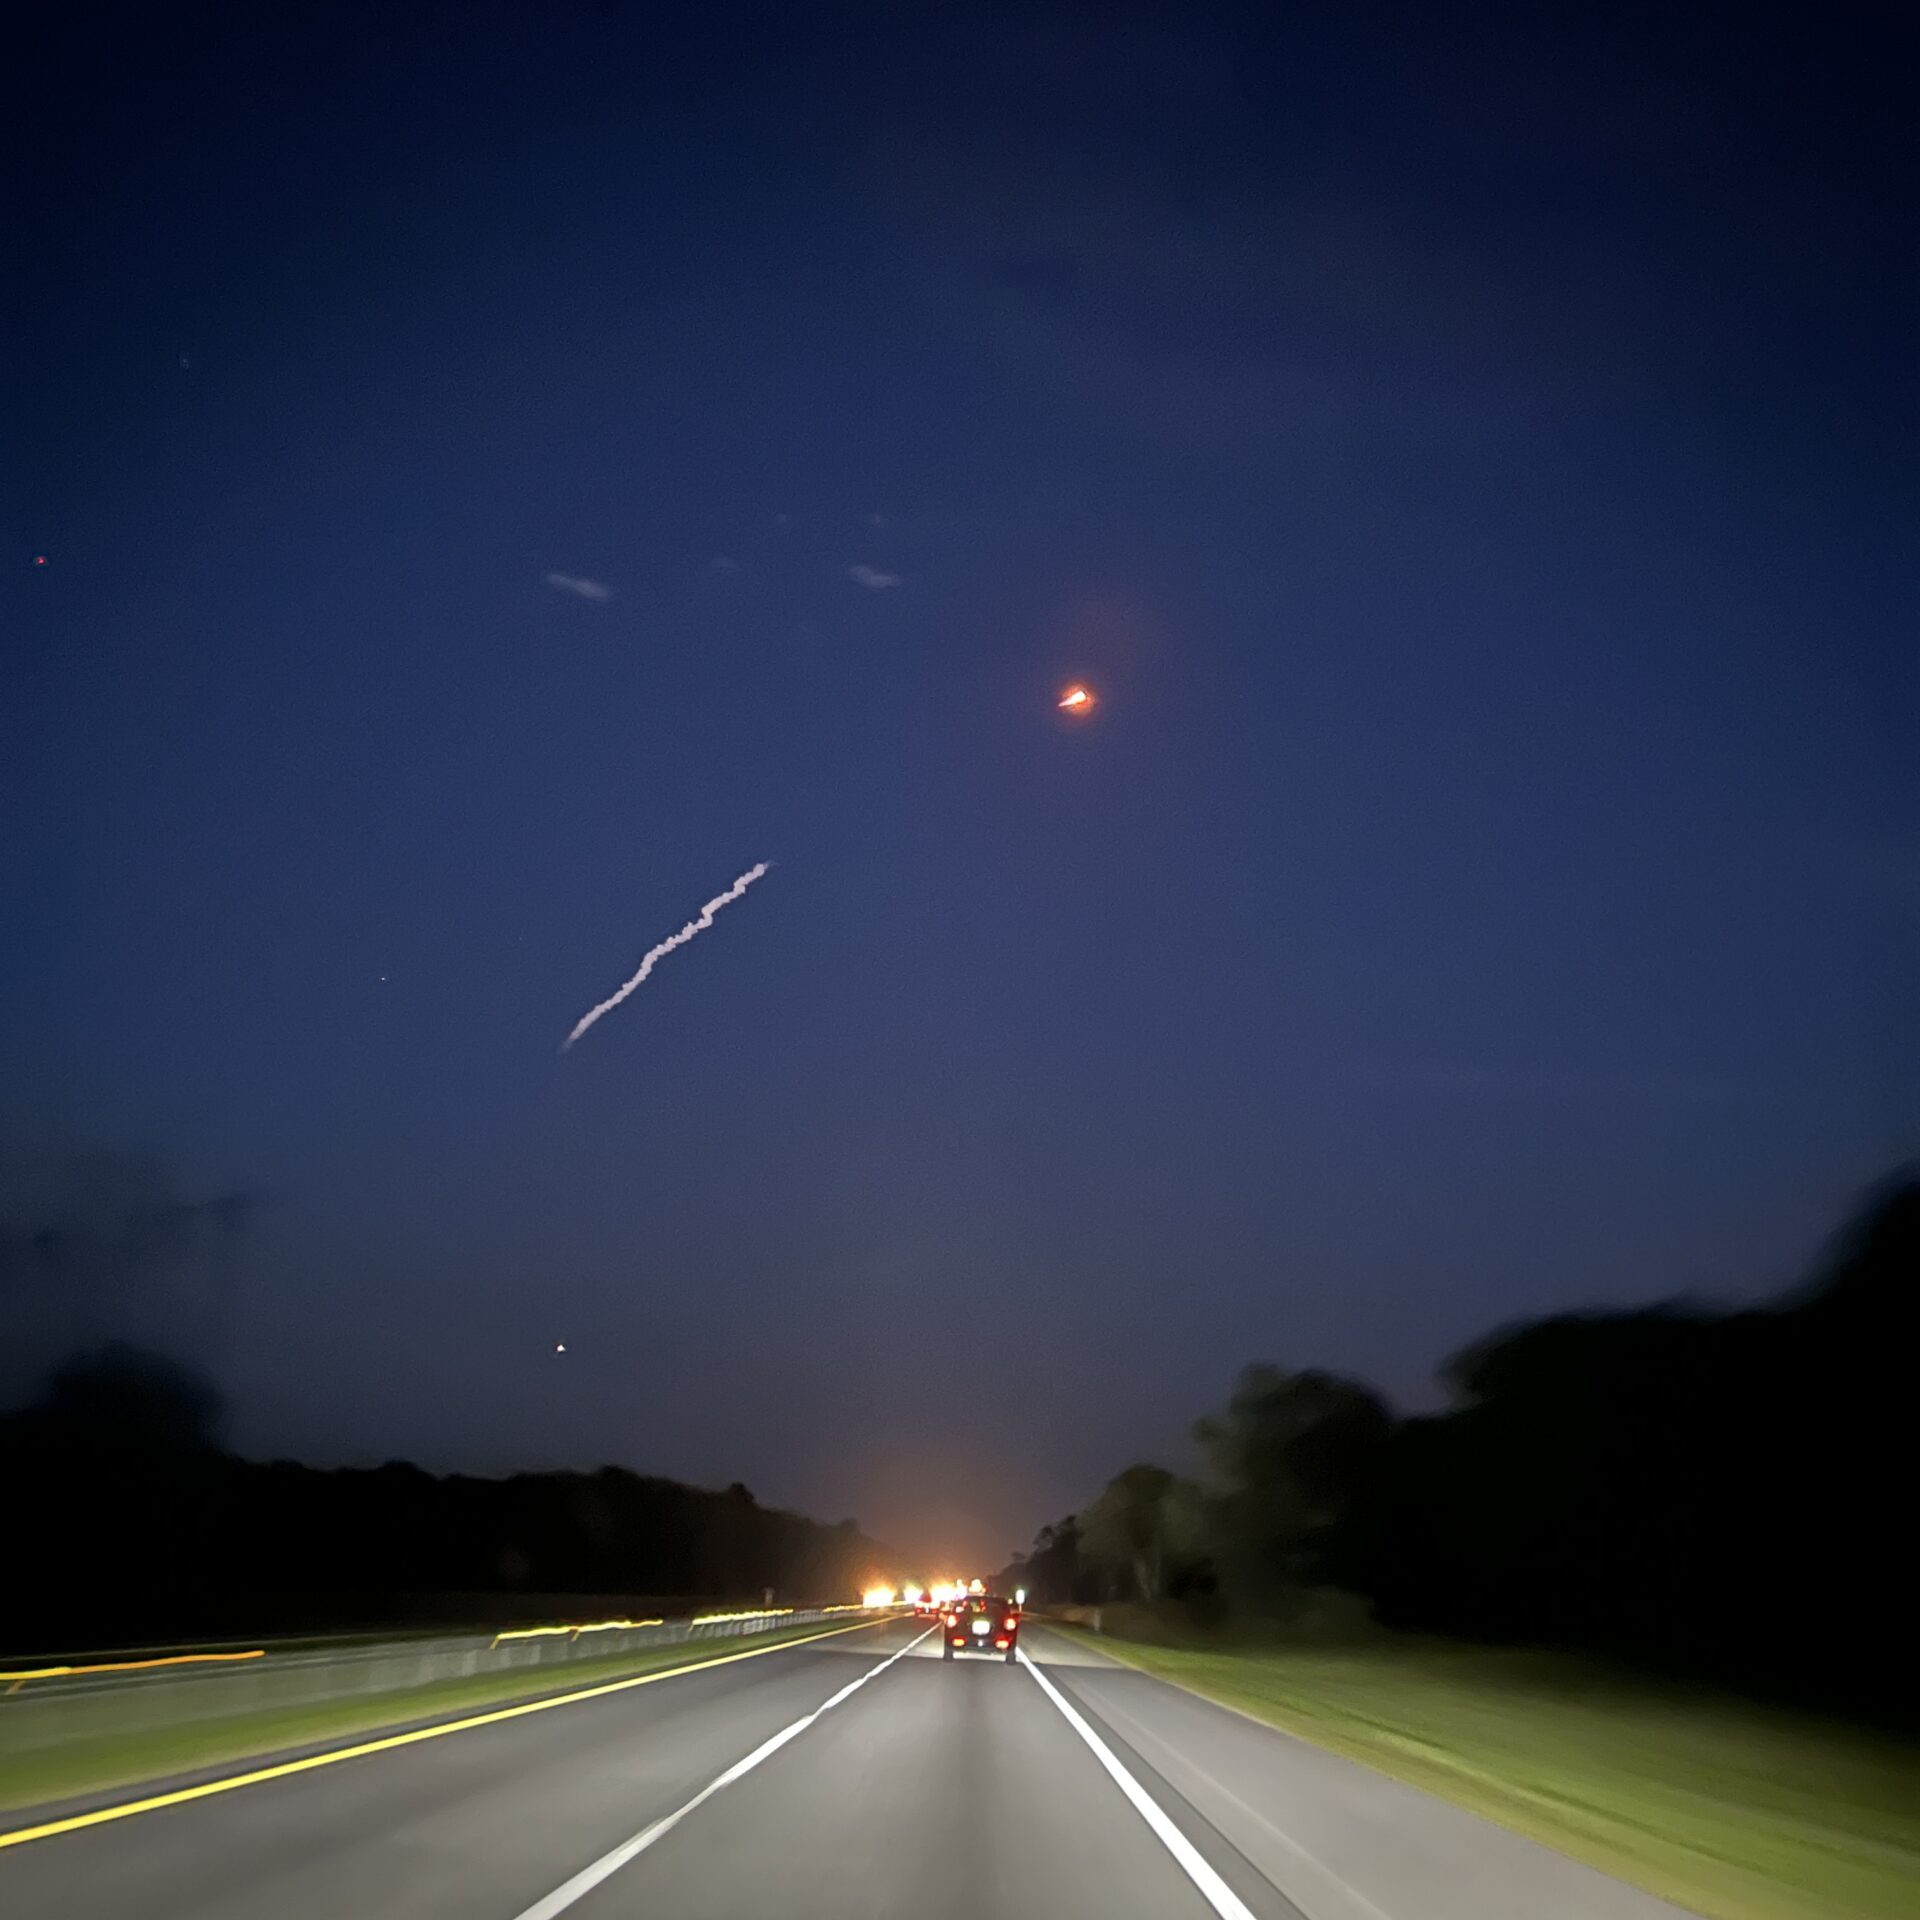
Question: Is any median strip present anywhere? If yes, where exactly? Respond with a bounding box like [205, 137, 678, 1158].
[0, 1617, 886, 1853]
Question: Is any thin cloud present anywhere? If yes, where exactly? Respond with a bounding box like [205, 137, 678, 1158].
[545, 572, 612, 603]
[848, 564, 900, 590]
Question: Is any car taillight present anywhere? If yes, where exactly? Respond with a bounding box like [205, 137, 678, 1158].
[995, 1637, 1009, 1647]
[1003, 1617, 1016, 1631]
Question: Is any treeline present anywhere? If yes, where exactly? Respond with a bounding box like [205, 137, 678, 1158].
[0, 1348, 880, 1653]
[1010, 1172, 1917, 1722]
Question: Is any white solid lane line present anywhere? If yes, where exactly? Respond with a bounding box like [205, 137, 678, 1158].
[1019, 1647, 1259, 1920]
[510, 1626, 933, 1920]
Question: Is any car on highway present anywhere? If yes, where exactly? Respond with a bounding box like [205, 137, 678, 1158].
[941, 1593, 1020, 1662]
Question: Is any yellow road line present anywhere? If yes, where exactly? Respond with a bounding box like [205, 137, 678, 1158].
[0, 1618, 885, 1853]
[0, 1651, 265, 1685]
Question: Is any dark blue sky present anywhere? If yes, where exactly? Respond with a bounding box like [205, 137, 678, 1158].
[7, 3, 1914, 1570]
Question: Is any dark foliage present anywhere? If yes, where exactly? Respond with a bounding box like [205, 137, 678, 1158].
[1003, 1515, 1097, 1605]
[1352, 1172, 1917, 1719]
[0, 1347, 883, 1654]
[1075, 1463, 1210, 1603]
[1010, 1172, 1917, 1723]
[1196, 1364, 1392, 1603]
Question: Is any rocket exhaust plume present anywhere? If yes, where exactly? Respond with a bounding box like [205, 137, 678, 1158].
[561, 862, 771, 1052]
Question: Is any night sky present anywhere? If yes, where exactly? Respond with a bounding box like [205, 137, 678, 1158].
[7, 4, 1914, 1573]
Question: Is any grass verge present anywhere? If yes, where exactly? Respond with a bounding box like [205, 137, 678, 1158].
[1059, 1628, 1918, 1920]
[0, 1619, 875, 1815]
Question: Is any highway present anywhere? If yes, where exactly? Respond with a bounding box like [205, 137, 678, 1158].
[1, 1616, 1690, 1919]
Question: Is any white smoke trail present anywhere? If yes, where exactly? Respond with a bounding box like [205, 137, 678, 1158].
[560, 863, 771, 1052]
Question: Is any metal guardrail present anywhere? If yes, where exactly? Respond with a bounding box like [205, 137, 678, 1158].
[0, 1605, 883, 1765]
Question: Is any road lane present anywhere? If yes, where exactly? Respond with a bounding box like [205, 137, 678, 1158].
[510, 1624, 937, 1920]
[586, 1622, 1240, 1920]
[0, 1621, 909, 1920]
[0, 1616, 1698, 1920]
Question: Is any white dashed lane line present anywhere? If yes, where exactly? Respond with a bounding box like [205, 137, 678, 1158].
[509, 1627, 933, 1920]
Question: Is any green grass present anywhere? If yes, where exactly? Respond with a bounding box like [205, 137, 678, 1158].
[0, 1619, 877, 1814]
[1059, 1626, 1919, 1920]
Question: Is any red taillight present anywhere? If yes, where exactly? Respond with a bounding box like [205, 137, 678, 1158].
[995, 1637, 1009, 1647]
[1004, 1617, 1016, 1631]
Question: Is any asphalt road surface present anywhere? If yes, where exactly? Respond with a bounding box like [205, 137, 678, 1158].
[2, 1617, 1691, 1919]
